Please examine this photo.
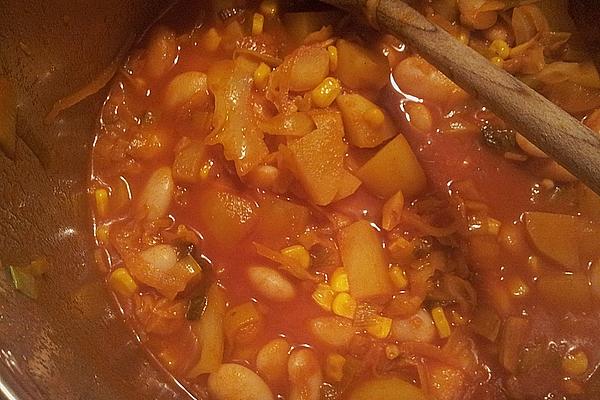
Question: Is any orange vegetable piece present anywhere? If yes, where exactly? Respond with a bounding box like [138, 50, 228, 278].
[338, 220, 394, 301]
[356, 135, 427, 198]
[283, 111, 348, 205]
[524, 212, 581, 269]
[195, 188, 258, 249]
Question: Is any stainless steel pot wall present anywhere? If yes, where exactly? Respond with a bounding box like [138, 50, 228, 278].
[0, 1, 191, 398]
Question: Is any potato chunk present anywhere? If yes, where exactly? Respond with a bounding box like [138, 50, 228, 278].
[356, 135, 427, 198]
[349, 377, 428, 400]
[336, 94, 396, 148]
[338, 220, 393, 301]
[196, 188, 257, 249]
[283, 112, 347, 205]
[336, 39, 389, 90]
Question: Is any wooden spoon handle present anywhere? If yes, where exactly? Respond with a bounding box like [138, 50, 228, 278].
[322, 0, 600, 195]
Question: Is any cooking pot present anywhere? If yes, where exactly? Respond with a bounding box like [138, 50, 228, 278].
[0, 0, 195, 398]
[2, 0, 600, 399]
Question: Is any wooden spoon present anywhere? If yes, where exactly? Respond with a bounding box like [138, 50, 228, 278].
[320, 0, 600, 195]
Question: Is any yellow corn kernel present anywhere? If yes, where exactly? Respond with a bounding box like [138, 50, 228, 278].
[281, 244, 311, 270]
[366, 315, 393, 339]
[363, 108, 385, 127]
[327, 45, 338, 72]
[489, 39, 510, 60]
[259, 0, 279, 17]
[431, 306, 451, 339]
[507, 276, 530, 298]
[332, 292, 357, 319]
[325, 353, 346, 382]
[562, 350, 588, 377]
[312, 283, 335, 311]
[489, 56, 504, 68]
[331, 267, 349, 292]
[95, 188, 109, 218]
[389, 265, 408, 290]
[311, 77, 342, 108]
[96, 224, 110, 244]
[252, 13, 265, 36]
[109, 268, 138, 298]
[200, 27, 222, 52]
[253, 62, 271, 90]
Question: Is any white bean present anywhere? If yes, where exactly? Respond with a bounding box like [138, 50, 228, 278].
[308, 316, 355, 348]
[137, 166, 174, 220]
[391, 309, 437, 343]
[145, 27, 177, 79]
[288, 348, 323, 400]
[247, 266, 296, 302]
[256, 338, 291, 384]
[140, 244, 178, 272]
[163, 71, 209, 111]
[208, 363, 275, 400]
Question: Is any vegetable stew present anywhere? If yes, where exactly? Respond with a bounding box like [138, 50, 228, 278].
[91, 0, 600, 398]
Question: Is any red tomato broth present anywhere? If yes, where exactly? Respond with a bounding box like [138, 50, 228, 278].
[90, 0, 600, 399]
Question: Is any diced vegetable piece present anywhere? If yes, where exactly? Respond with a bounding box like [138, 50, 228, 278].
[137, 166, 174, 220]
[27, 256, 50, 276]
[130, 244, 202, 299]
[331, 267, 350, 292]
[283, 112, 347, 205]
[309, 316, 355, 348]
[0, 78, 17, 158]
[336, 39, 389, 90]
[9, 265, 38, 299]
[333, 170, 362, 201]
[336, 94, 396, 148]
[325, 353, 346, 382]
[332, 292, 357, 319]
[356, 135, 427, 198]
[196, 188, 257, 249]
[173, 140, 208, 184]
[208, 363, 274, 400]
[392, 56, 468, 106]
[281, 245, 311, 270]
[94, 188, 109, 218]
[312, 284, 336, 311]
[328, 45, 338, 72]
[431, 306, 451, 339]
[537, 272, 592, 311]
[254, 195, 310, 246]
[389, 266, 408, 289]
[349, 377, 428, 400]
[427, 363, 466, 400]
[108, 268, 138, 297]
[223, 301, 264, 345]
[391, 309, 437, 343]
[207, 58, 268, 176]
[144, 27, 177, 79]
[562, 350, 589, 377]
[365, 315, 393, 339]
[288, 47, 330, 92]
[189, 284, 227, 377]
[260, 112, 315, 137]
[381, 190, 405, 231]
[282, 12, 342, 43]
[311, 77, 342, 108]
[163, 71, 209, 111]
[523, 212, 581, 269]
[252, 13, 265, 35]
[469, 305, 502, 342]
[254, 242, 317, 281]
[499, 317, 529, 373]
[338, 220, 394, 301]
